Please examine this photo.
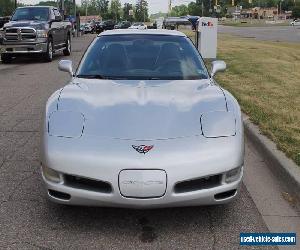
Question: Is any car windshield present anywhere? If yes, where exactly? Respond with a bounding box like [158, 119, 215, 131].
[77, 34, 209, 81]
[11, 7, 49, 21]
[133, 23, 142, 26]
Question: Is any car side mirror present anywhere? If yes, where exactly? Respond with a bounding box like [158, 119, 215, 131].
[211, 60, 226, 77]
[58, 60, 73, 76]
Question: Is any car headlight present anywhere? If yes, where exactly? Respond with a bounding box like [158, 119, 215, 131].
[36, 29, 48, 38]
[200, 111, 236, 138]
[225, 167, 242, 183]
[42, 165, 61, 183]
[48, 111, 85, 138]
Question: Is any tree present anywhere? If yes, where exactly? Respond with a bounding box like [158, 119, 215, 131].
[123, 3, 133, 21]
[135, 0, 149, 22]
[187, 1, 202, 16]
[110, 0, 121, 21]
[36, 1, 57, 7]
[292, 5, 300, 19]
[170, 4, 188, 17]
[96, 0, 109, 18]
[282, 0, 298, 11]
[0, 0, 15, 16]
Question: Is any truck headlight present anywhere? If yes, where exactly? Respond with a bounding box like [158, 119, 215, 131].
[42, 165, 61, 183]
[36, 30, 48, 38]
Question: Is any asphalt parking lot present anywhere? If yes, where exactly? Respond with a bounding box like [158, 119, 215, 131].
[219, 25, 300, 42]
[0, 34, 298, 249]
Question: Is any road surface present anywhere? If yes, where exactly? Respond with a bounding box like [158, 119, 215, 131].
[219, 25, 300, 43]
[0, 34, 299, 249]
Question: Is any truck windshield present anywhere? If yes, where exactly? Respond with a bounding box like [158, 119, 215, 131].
[11, 7, 49, 21]
[77, 34, 209, 81]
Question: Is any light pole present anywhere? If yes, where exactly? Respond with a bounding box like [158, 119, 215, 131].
[279, 0, 282, 15]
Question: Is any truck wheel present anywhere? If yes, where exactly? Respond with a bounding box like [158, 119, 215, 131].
[43, 38, 53, 62]
[63, 35, 71, 56]
[1, 54, 12, 64]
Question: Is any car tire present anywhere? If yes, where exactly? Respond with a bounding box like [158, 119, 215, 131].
[63, 35, 71, 56]
[1, 54, 12, 64]
[43, 38, 53, 62]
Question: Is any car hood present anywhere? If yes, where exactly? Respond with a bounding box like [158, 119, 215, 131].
[57, 79, 227, 140]
[4, 20, 47, 30]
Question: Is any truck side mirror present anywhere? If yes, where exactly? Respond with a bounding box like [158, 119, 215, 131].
[54, 15, 62, 22]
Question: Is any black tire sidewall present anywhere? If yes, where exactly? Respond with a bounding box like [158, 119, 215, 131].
[43, 38, 53, 62]
[1, 54, 12, 64]
[63, 35, 71, 56]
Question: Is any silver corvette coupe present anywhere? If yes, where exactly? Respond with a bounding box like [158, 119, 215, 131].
[41, 29, 244, 208]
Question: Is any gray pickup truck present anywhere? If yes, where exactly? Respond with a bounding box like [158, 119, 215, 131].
[0, 6, 72, 63]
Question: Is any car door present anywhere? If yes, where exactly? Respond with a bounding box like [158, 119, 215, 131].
[52, 8, 64, 47]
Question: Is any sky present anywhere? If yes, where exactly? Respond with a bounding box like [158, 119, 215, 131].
[19, 0, 195, 14]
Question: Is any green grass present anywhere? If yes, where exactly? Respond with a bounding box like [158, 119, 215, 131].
[182, 29, 300, 166]
[215, 34, 300, 166]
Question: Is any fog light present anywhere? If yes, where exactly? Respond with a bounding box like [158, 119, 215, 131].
[225, 167, 242, 183]
[42, 165, 61, 183]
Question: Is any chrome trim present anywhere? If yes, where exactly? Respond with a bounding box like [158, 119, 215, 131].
[4, 27, 37, 42]
[0, 42, 47, 54]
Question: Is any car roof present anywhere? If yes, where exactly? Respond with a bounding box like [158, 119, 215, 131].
[99, 29, 187, 37]
[17, 6, 53, 8]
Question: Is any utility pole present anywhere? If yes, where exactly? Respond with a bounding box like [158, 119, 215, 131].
[73, 0, 76, 18]
[73, 0, 77, 37]
[15, 0, 17, 9]
[279, 0, 282, 15]
[60, 0, 65, 17]
[85, 0, 88, 18]
[168, 0, 172, 14]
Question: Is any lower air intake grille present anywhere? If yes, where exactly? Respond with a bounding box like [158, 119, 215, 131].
[64, 174, 112, 193]
[174, 174, 222, 193]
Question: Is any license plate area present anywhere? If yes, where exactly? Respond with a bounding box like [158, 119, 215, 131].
[119, 169, 167, 199]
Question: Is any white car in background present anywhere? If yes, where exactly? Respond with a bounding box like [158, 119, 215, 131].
[290, 20, 300, 26]
[129, 22, 147, 30]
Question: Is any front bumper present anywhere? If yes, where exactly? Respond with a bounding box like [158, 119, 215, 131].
[41, 134, 244, 208]
[42, 168, 243, 208]
[0, 42, 47, 54]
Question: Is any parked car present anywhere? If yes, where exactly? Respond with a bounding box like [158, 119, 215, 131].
[95, 20, 115, 33]
[0, 6, 72, 63]
[129, 22, 147, 30]
[114, 21, 131, 29]
[79, 24, 85, 33]
[41, 29, 244, 208]
[290, 19, 300, 26]
[147, 22, 157, 29]
[84, 23, 94, 34]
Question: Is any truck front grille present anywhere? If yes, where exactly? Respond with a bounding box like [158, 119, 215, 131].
[4, 27, 36, 42]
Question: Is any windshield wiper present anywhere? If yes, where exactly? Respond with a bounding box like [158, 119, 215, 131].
[77, 75, 131, 80]
[76, 74, 106, 79]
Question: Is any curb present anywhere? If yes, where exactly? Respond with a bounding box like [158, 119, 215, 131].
[243, 116, 300, 199]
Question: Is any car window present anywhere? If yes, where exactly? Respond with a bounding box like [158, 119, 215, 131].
[77, 34, 209, 81]
[11, 7, 49, 21]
